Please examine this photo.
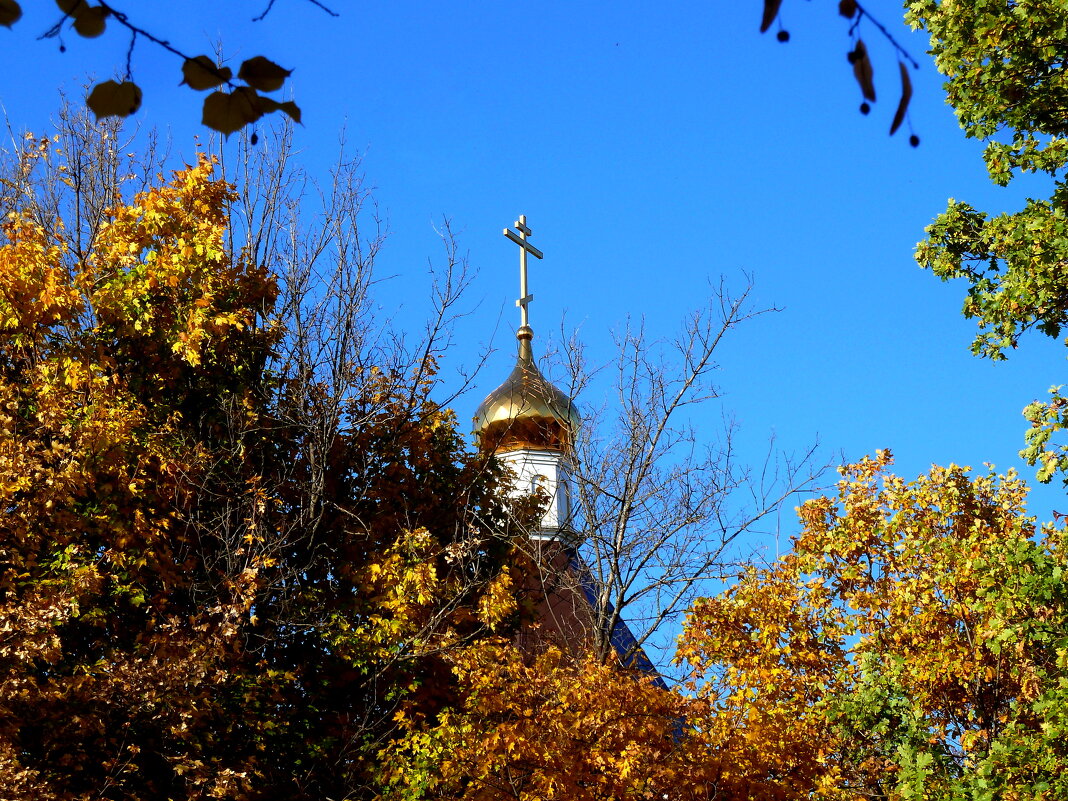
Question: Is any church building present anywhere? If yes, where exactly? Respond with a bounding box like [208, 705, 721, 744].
[472, 216, 658, 677]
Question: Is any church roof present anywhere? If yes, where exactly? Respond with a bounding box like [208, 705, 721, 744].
[473, 326, 580, 454]
[570, 553, 667, 687]
[475, 214, 580, 454]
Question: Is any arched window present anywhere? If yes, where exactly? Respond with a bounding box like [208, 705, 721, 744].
[559, 479, 570, 519]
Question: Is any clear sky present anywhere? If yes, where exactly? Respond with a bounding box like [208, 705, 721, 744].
[2, 1, 1064, 545]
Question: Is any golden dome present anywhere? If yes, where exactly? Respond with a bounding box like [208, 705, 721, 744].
[474, 326, 580, 454]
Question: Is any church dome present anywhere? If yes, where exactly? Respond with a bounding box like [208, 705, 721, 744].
[474, 326, 580, 454]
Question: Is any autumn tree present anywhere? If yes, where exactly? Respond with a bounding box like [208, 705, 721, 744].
[0, 119, 524, 800]
[669, 6, 1068, 795]
[377, 639, 694, 801]
[0, 106, 832, 801]
[382, 452, 1068, 801]
[679, 452, 1068, 800]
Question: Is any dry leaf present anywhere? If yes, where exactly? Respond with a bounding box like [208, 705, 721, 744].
[237, 56, 291, 92]
[202, 88, 264, 136]
[852, 39, 876, 102]
[72, 4, 107, 38]
[760, 0, 783, 33]
[0, 0, 22, 27]
[256, 97, 302, 125]
[87, 80, 142, 119]
[890, 61, 913, 135]
[181, 56, 233, 91]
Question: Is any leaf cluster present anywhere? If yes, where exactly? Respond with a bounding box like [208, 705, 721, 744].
[379, 639, 695, 801]
[3, 2, 303, 135]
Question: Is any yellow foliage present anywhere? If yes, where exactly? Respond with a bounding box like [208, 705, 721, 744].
[679, 452, 1068, 800]
[382, 638, 693, 801]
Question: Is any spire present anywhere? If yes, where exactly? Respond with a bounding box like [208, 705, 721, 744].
[473, 215, 579, 455]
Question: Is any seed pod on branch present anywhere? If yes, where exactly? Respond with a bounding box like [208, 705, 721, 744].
[851, 39, 876, 102]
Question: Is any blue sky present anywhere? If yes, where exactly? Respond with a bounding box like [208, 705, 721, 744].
[2, 1, 1064, 540]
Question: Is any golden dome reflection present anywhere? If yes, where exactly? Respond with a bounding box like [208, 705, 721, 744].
[473, 326, 580, 454]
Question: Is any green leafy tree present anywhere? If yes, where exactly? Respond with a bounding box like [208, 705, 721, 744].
[907, 0, 1068, 483]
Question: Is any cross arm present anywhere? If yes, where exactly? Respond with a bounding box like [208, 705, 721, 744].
[504, 228, 544, 259]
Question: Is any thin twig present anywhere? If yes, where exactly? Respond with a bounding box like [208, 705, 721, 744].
[852, 1, 922, 70]
[253, 0, 340, 22]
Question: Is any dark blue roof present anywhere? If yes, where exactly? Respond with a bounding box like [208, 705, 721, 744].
[569, 551, 668, 690]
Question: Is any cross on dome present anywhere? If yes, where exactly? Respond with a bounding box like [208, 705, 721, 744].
[473, 213, 578, 459]
[503, 214, 543, 333]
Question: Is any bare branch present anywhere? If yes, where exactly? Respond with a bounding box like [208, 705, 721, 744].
[542, 276, 827, 670]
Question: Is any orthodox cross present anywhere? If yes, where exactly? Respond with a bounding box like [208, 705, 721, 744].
[503, 214, 543, 329]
